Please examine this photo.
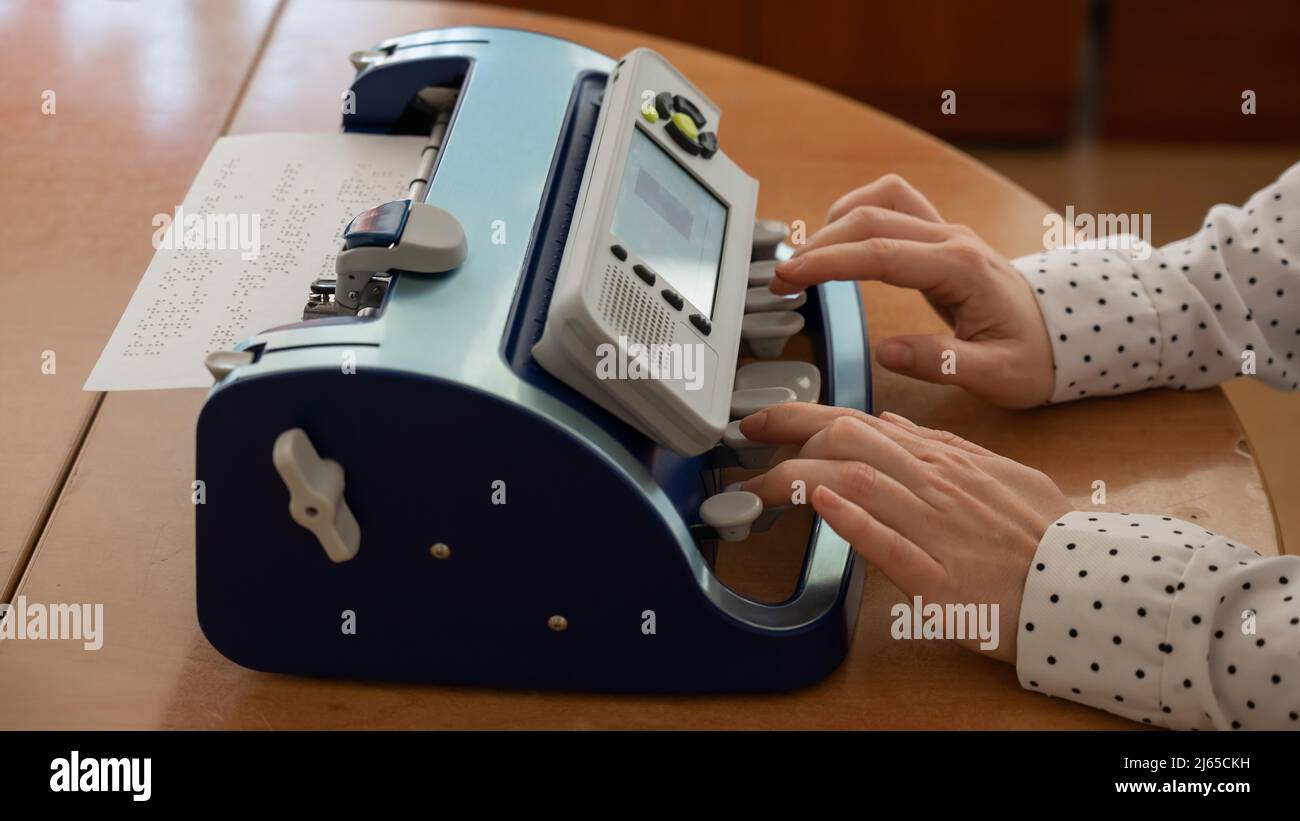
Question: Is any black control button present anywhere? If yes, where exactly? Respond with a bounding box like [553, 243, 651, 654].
[689, 313, 711, 336]
[665, 120, 702, 155]
[697, 131, 718, 159]
[654, 91, 675, 121]
[633, 263, 656, 285]
[661, 289, 684, 310]
[611, 244, 628, 261]
[673, 95, 706, 128]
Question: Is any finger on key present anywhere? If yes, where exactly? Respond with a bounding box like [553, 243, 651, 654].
[771, 237, 971, 295]
[739, 402, 871, 446]
[798, 414, 934, 494]
[826, 174, 944, 224]
[741, 458, 927, 536]
[794, 206, 951, 261]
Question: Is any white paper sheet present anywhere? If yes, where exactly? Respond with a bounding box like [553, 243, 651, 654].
[84, 132, 428, 391]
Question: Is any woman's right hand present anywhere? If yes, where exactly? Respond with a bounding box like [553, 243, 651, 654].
[771, 174, 1056, 409]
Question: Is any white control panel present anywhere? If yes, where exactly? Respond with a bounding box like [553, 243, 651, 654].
[533, 48, 759, 456]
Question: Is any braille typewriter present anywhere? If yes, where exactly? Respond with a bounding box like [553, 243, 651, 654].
[195, 27, 871, 692]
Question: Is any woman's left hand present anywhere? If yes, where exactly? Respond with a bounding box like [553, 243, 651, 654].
[739, 403, 1072, 664]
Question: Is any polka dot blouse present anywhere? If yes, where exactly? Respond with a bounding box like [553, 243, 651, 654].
[1017, 513, 1299, 730]
[1009, 163, 1299, 728]
[1011, 161, 1299, 402]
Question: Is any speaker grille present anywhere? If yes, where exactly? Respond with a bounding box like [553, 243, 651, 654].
[598, 264, 675, 352]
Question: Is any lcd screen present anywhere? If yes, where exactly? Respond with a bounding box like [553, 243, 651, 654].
[610, 127, 729, 318]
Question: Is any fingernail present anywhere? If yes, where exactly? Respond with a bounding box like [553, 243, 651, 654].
[775, 256, 805, 275]
[814, 485, 843, 510]
[881, 411, 916, 427]
[740, 411, 768, 436]
[768, 276, 801, 295]
[877, 340, 914, 371]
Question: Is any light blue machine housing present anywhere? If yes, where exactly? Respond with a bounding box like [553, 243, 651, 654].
[195, 27, 873, 692]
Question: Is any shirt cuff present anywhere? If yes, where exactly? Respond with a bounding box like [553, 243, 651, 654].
[1015, 510, 1210, 729]
[1012, 245, 1162, 403]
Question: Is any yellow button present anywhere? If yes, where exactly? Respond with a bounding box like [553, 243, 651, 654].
[641, 106, 659, 123]
[671, 112, 699, 142]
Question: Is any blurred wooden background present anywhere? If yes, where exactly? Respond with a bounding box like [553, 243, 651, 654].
[465, 0, 1300, 142]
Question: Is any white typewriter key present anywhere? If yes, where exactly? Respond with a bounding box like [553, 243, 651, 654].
[745, 286, 806, 314]
[730, 386, 796, 418]
[735, 360, 821, 404]
[747, 259, 779, 288]
[742, 311, 805, 359]
[751, 219, 790, 261]
[722, 420, 780, 469]
[724, 482, 790, 533]
[700, 491, 764, 542]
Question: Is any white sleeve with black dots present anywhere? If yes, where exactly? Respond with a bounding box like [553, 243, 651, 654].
[1010, 161, 1300, 403]
[1016, 511, 1300, 729]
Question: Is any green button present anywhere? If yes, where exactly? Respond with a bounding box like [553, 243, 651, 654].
[641, 106, 659, 124]
[671, 112, 699, 142]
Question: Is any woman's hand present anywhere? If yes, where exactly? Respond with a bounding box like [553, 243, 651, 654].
[771, 174, 1056, 409]
[739, 403, 1072, 664]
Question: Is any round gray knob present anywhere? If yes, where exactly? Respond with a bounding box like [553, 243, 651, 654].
[751, 219, 790, 260]
[742, 311, 806, 359]
[725, 482, 791, 533]
[700, 491, 764, 542]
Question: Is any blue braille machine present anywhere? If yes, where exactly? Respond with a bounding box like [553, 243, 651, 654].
[195, 27, 871, 692]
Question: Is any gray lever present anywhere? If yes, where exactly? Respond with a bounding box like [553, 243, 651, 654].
[335, 202, 467, 278]
[722, 419, 779, 469]
[271, 429, 360, 563]
[742, 311, 805, 359]
[700, 491, 764, 542]
[204, 350, 256, 382]
[735, 360, 821, 403]
[748, 260, 778, 288]
[751, 219, 790, 261]
[745, 286, 806, 314]
[731, 386, 796, 418]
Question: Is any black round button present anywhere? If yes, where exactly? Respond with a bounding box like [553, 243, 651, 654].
[633, 263, 656, 285]
[654, 92, 675, 121]
[661, 289, 684, 310]
[664, 120, 701, 155]
[689, 313, 711, 336]
[673, 95, 706, 128]
[698, 131, 718, 159]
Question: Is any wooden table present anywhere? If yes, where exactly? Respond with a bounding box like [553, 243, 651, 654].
[0, 0, 1277, 729]
[0, 0, 281, 599]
